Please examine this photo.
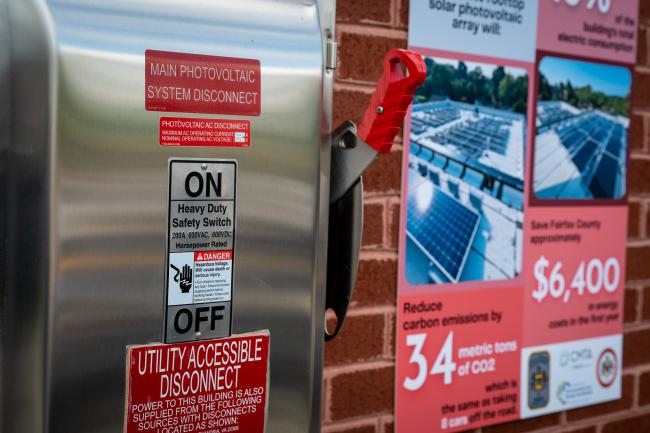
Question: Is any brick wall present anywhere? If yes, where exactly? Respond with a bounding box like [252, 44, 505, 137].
[322, 1, 650, 433]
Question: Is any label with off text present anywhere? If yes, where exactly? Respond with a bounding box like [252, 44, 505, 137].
[165, 159, 237, 343]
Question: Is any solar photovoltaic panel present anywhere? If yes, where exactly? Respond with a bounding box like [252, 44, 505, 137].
[564, 131, 586, 151]
[535, 106, 628, 199]
[589, 154, 618, 198]
[572, 139, 598, 171]
[606, 136, 622, 156]
[594, 128, 608, 142]
[406, 180, 480, 282]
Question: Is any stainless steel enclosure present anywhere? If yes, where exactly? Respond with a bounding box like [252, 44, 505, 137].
[1, 1, 334, 432]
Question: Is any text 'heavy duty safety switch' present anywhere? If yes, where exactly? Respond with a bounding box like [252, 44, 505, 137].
[0, 1, 425, 433]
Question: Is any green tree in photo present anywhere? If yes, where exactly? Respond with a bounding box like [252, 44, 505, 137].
[537, 72, 629, 116]
[413, 57, 528, 114]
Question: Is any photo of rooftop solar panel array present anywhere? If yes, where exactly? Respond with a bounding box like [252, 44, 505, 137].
[533, 56, 631, 200]
[534, 108, 627, 199]
[405, 56, 525, 285]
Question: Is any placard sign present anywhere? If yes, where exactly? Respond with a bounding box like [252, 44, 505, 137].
[159, 118, 251, 147]
[145, 50, 261, 116]
[124, 332, 270, 433]
[145, 50, 258, 148]
[397, 1, 638, 432]
[165, 159, 236, 343]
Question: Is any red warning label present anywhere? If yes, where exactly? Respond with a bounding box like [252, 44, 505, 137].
[160, 117, 250, 147]
[145, 50, 261, 116]
[124, 332, 270, 433]
[195, 250, 233, 262]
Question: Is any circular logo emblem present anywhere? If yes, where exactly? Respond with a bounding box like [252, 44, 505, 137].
[596, 348, 618, 388]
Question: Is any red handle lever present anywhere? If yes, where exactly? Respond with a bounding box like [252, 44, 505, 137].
[357, 49, 427, 154]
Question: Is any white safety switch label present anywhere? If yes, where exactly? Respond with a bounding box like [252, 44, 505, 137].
[164, 159, 236, 343]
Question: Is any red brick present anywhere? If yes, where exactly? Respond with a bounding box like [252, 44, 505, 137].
[324, 424, 376, 433]
[337, 32, 407, 83]
[639, 26, 648, 66]
[566, 375, 634, 421]
[628, 201, 640, 238]
[337, 0, 391, 25]
[364, 150, 403, 193]
[363, 203, 384, 247]
[629, 113, 644, 151]
[623, 328, 650, 366]
[643, 286, 650, 320]
[388, 202, 401, 249]
[399, 0, 409, 28]
[641, 3, 650, 22]
[330, 366, 394, 420]
[565, 428, 597, 433]
[602, 413, 650, 433]
[382, 420, 393, 433]
[325, 313, 386, 366]
[631, 70, 650, 109]
[624, 289, 639, 323]
[482, 413, 560, 433]
[640, 371, 650, 405]
[628, 158, 650, 195]
[626, 244, 650, 281]
[334, 89, 372, 128]
[353, 259, 397, 306]
[345, 427, 374, 433]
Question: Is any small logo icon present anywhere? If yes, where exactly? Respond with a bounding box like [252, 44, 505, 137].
[556, 381, 571, 405]
[170, 263, 193, 293]
[234, 132, 247, 143]
[560, 350, 569, 367]
[528, 351, 550, 409]
[597, 348, 617, 388]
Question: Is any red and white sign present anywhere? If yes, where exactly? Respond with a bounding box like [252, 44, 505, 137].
[124, 332, 270, 433]
[160, 117, 250, 147]
[196, 250, 233, 262]
[145, 50, 261, 116]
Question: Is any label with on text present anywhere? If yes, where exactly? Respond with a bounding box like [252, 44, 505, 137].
[146, 50, 261, 116]
[165, 159, 237, 343]
[124, 331, 270, 433]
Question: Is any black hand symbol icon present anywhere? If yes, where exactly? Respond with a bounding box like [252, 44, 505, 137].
[170, 264, 192, 293]
[179, 264, 193, 293]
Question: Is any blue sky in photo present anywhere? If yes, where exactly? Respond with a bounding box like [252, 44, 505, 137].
[432, 57, 527, 78]
[539, 56, 631, 97]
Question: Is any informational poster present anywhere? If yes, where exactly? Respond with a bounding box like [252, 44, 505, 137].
[396, 1, 638, 432]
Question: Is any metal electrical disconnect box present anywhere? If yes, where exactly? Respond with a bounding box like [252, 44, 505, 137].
[0, 1, 424, 432]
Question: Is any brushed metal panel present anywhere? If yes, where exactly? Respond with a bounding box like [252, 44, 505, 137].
[17, 1, 328, 432]
[1, 0, 53, 431]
